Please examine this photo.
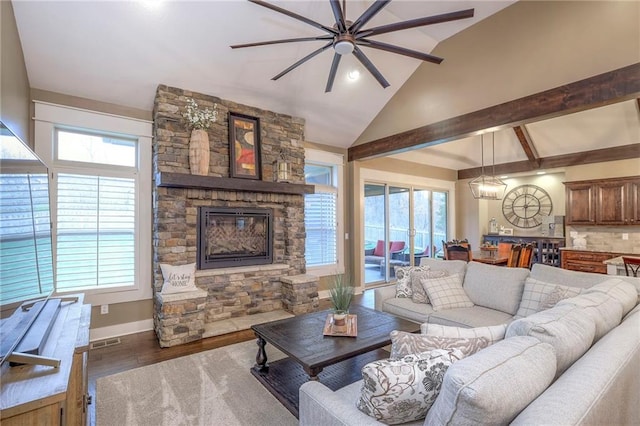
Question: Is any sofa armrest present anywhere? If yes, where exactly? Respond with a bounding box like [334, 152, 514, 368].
[374, 285, 397, 312]
[299, 381, 385, 426]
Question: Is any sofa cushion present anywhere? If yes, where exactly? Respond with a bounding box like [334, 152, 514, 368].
[463, 261, 529, 315]
[506, 304, 596, 376]
[390, 330, 489, 359]
[425, 336, 557, 426]
[530, 263, 613, 289]
[428, 306, 513, 328]
[421, 273, 473, 311]
[516, 277, 582, 318]
[410, 269, 448, 304]
[556, 292, 623, 341]
[583, 277, 638, 316]
[357, 349, 463, 425]
[382, 298, 434, 324]
[419, 323, 507, 345]
[418, 258, 467, 276]
[395, 265, 430, 299]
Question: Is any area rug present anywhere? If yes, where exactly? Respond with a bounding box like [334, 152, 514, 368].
[96, 340, 297, 426]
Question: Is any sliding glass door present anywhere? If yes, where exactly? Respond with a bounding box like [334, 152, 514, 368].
[363, 183, 448, 285]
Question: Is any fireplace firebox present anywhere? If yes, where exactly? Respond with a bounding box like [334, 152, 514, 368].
[197, 207, 273, 269]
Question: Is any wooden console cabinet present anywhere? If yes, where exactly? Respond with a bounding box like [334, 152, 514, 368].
[561, 250, 620, 274]
[565, 176, 640, 226]
[1, 296, 91, 425]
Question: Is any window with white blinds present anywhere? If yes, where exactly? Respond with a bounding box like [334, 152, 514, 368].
[56, 174, 135, 290]
[304, 190, 337, 266]
[304, 150, 344, 276]
[50, 128, 138, 291]
[0, 174, 54, 304]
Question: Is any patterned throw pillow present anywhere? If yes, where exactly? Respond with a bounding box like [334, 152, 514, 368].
[515, 277, 581, 318]
[357, 349, 464, 425]
[389, 330, 489, 359]
[420, 273, 473, 311]
[160, 263, 198, 294]
[419, 323, 507, 346]
[410, 269, 448, 304]
[395, 266, 430, 298]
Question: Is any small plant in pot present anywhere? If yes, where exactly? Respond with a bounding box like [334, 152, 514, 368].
[329, 273, 354, 330]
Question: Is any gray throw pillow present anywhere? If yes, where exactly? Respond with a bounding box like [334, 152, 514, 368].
[410, 269, 448, 304]
[421, 273, 473, 311]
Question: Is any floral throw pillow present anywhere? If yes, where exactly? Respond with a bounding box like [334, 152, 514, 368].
[389, 330, 490, 359]
[357, 348, 463, 425]
[395, 266, 430, 298]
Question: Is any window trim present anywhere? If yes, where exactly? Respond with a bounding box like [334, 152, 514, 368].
[34, 101, 153, 306]
[304, 148, 344, 277]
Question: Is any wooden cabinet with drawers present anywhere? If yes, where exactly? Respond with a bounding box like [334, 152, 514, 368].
[561, 250, 620, 274]
[565, 176, 640, 226]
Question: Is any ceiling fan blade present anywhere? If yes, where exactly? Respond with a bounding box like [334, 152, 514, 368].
[248, 0, 338, 35]
[357, 9, 474, 38]
[231, 36, 333, 49]
[272, 42, 333, 81]
[352, 46, 389, 89]
[349, 0, 391, 33]
[325, 53, 342, 93]
[357, 39, 443, 64]
[329, 0, 347, 33]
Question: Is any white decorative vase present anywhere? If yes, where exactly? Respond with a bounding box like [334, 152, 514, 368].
[189, 129, 210, 176]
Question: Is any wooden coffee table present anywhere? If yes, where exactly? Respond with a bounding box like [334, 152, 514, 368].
[250, 305, 420, 418]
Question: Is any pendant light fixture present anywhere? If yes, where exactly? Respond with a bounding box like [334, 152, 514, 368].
[469, 132, 507, 200]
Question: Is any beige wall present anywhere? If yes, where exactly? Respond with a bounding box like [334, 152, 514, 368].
[356, 1, 640, 145]
[91, 299, 154, 330]
[564, 159, 640, 182]
[1, 1, 31, 145]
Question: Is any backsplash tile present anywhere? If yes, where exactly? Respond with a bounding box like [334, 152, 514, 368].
[567, 226, 640, 254]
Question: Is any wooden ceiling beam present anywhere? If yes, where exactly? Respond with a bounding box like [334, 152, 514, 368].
[348, 62, 640, 162]
[457, 143, 640, 180]
[513, 125, 540, 168]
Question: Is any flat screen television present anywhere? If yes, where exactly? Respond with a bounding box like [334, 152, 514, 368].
[0, 121, 56, 366]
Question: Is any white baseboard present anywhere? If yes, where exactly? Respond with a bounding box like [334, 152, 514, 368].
[90, 319, 154, 342]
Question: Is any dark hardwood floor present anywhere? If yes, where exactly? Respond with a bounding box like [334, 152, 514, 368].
[87, 290, 376, 424]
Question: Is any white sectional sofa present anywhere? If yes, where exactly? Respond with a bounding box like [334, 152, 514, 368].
[299, 260, 640, 425]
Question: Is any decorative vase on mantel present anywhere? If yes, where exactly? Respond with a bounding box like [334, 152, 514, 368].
[189, 128, 210, 176]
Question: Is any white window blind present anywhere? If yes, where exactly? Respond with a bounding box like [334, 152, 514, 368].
[0, 174, 53, 303]
[304, 190, 337, 267]
[56, 173, 135, 290]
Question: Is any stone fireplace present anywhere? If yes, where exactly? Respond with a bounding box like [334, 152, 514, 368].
[152, 85, 319, 347]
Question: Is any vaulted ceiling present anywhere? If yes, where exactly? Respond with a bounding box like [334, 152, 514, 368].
[11, 1, 640, 174]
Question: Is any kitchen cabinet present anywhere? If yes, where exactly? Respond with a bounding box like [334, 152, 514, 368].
[565, 176, 640, 226]
[561, 249, 620, 274]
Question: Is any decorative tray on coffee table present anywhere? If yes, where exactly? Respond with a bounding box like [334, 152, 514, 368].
[323, 314, 358, 337]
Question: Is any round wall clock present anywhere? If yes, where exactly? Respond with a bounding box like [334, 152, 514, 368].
[501, 184, 553, 228]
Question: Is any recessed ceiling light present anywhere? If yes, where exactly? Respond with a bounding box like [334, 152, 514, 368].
[500, 175, 509, 179]
[347, 70, 360, 81]
[139, 0, 163, 10]
[537, 171, 546, 175]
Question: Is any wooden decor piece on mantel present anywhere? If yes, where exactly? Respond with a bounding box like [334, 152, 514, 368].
[156, 171, 314, 195]
[189, 129, 210, 176]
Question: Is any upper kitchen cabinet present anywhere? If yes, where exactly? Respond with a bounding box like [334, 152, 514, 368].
[565, 176, 640, 226]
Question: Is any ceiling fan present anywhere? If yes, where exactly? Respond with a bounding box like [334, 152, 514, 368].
[230, 0, 474, 92]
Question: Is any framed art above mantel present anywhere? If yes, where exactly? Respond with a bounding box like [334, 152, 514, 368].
[229, 112, 261, 180]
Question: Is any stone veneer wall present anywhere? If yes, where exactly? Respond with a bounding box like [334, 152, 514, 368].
[152, 85, 318, 346]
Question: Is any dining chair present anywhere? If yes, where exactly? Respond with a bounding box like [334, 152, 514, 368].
[445, 244, 472, 262]
[497, 242, 512, 259]
[622, 257, 640, 277]
[507, 245, 522, 267]
[518, 244, 534, 269]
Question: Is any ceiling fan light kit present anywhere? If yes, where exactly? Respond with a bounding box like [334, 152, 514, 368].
[469, 133, 507, 200]
[230, 0, 474, 92]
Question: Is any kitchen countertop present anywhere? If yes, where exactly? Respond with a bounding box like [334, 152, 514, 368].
[603, 255, 640, 266]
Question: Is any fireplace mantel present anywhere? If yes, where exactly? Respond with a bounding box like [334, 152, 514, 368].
[156, 172, 314, 195]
